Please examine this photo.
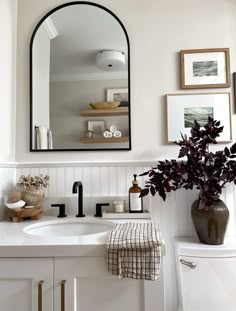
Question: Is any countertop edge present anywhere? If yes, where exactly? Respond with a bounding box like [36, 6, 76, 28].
[0, 216, 165, 257]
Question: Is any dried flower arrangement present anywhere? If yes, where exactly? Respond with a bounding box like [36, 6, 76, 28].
[16, 174, 50, 191]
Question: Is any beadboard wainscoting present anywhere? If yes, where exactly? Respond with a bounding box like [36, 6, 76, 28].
[0, 165, 16, 221]
[16, 163, 152, 198]
[14, 162, 236, 311]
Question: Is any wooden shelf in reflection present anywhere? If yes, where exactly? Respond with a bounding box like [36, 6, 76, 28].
[80, 108, 128, 116]
[80, 137, 129, 143]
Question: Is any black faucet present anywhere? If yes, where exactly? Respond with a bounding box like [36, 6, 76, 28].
[72, 181, 85, 217]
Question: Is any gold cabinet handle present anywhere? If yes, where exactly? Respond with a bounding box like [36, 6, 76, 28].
[38, 280, 44, 311]
[61, 280, 66, 311]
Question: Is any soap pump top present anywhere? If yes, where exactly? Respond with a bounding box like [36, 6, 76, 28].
[132, 174, 138, 185]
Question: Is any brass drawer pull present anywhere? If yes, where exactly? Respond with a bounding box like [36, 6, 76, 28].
[38, 280, 44, 311]
[61, 280, 66, 311]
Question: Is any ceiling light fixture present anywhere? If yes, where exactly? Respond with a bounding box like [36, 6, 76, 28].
[95, 50, 125, 71]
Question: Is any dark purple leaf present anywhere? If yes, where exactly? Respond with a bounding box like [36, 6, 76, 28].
[150, 186, 156, 196]
[139, 171, 149, 176]
[178, 147, 189, 158]
[230, 143, 236, 154]
[140, 188, 149, 197]
[224, 147, 230, 157]
[158, 188, 166, 201]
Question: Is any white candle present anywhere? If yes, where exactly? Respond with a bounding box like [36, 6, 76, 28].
[113, 200, 125, 213]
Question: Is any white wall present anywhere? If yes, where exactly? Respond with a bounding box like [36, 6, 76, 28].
[0, 0, 17, 221]
[16, 0, 236, 162]
[0, 0, 17, 162]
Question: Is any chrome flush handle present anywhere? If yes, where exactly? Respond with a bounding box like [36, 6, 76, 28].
[180, 259, 197, 269]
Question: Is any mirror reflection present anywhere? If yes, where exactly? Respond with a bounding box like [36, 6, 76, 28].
[30, 2, 130, 151]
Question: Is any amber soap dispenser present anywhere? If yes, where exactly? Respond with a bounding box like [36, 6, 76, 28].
[129, 174, 143, 213]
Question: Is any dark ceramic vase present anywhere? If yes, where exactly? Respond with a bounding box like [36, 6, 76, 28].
[191, 198, 229, 245]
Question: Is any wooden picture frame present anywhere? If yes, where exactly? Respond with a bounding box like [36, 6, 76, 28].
[180, 48, 231, 89]
[166, 92, 232, 143]
[233, 72, 236, 109]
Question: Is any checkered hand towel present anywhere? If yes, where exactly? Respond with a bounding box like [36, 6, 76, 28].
[107, 222, 162, 280]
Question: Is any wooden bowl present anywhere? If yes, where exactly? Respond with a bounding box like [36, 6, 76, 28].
[7, 206, 43, 222]
[90, 101, 120, 109]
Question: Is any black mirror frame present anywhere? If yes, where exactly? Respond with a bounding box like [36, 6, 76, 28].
[29, 1, 131, 152]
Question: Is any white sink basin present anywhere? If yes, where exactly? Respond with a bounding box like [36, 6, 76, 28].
[23, 218, 115, 237]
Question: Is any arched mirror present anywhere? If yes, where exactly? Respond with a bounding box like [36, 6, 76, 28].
[30, 2, 131, 151]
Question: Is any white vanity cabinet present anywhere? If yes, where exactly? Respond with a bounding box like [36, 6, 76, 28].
[0, 256, 165, 311]
[54, 257, 144, 311]
[54, 257, 165, 311]
[0, 258, 53, 311]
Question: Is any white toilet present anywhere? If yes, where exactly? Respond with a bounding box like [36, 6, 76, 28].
[174, 238, 236, 311]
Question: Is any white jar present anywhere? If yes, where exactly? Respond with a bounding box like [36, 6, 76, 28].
[113, 200, 125, 213]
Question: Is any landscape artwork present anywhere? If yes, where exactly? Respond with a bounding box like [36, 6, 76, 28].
[192, 61, 218, 77]
[113, 91, 128, 102]
[107, 88, 129, 105]
[184, 107, 214, 128]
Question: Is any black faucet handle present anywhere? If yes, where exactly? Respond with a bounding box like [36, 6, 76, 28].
[51, 204, 67, 218]
[94, 203, 110, 217]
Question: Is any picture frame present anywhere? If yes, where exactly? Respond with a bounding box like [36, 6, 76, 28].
[180, 48, 231, 89]
[233, 72, 236, 109]
[87, 121, 105, 137]
[166, 93, 232, 143]
[106, 88, 128, 106]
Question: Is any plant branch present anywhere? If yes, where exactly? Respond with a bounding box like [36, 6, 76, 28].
[140, 117, 236, 210]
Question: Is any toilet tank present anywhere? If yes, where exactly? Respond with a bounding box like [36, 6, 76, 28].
[174, 238, 236, 311]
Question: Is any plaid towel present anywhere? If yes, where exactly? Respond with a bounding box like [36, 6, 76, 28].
[107, 222, 162, 280]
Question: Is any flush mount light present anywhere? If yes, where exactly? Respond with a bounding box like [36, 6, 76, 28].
[95, 50, 125, 71]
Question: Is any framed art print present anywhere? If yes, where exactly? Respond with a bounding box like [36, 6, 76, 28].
[233, 72, 236, 108]
[180, 48, 231, 89]
[106, 88, 128, 102]
[87, 120, 105, 137]
[166, 93, 232, 142]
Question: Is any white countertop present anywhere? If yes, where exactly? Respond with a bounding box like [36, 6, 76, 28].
[0, 216, 165, 258]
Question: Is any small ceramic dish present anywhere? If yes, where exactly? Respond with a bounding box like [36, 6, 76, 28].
[5, 200, 26, 209]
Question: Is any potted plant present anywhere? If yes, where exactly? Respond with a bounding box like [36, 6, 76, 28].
[140, 117, 236, 245]
[16, 174, 50, 206]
